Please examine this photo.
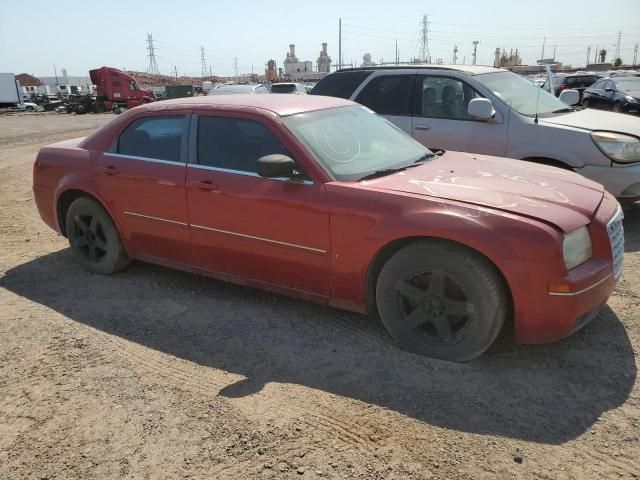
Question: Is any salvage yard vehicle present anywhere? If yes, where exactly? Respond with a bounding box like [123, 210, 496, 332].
[310, 65, 640, 199]
[33, 95, 624, 361]
[269, 83, 307, 94]
[541, 73, 600, 100]
[15, 102, 42, 112]
[582, 75, 640, 114]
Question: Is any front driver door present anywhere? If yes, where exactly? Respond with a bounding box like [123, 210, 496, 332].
[412, 75, 509, 157]
[186, 113, 331, 296]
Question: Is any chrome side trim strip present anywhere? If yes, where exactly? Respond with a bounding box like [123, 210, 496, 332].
[104, 152, 184, 166]
[191, 224, 327, 254]
[124, 211, 188, 226]
[187, 163, 314, 185]
[548, 274, 612, 296]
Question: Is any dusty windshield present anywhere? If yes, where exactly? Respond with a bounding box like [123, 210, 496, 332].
[475, 71, 569, 117]
[616, 77, 640, 92]
[282, 106, 432, 182]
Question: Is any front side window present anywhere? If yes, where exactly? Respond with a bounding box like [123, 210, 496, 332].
[475, 71, 569, 117]
[197, 117, 290, 173]
[419, 76, 482, 120]
[117, 116, 186, 162]
[355, 75, 413, 116]
[282, 105, 431, 182]
[591, 79, 607, 90]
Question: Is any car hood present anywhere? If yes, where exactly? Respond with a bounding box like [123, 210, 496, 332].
[361, 152, 604, 233]
[540, 108, 640, 133]
[622, 90, 640, 100]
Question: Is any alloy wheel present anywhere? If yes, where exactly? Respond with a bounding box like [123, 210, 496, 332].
[73, 213, 108, 263]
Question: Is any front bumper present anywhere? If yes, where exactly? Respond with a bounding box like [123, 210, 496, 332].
[580, 162, 640, 198]
[512, 194, 622, 344]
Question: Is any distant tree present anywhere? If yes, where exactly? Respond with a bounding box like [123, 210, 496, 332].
[614, 57, 623, 67]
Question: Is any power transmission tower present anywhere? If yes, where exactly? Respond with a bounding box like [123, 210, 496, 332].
[419, 14, 430, 63]
[614, 31, 622, 60]
[453, 45, 458, 64]
[634, 44, 639, 66]
[472, 41, 479, 65]
[200, 47, 207, 78]
[146, 33, 159, 74]
[233, 57, 239, 78]
[586, 46, 591, 67]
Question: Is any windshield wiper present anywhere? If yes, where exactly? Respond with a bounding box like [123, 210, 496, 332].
[551, 107, 577, 113]
[412, 152, 437, 163]
[356, 167, 407, 182]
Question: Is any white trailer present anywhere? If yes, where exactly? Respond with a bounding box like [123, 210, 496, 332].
[0, 73, 22, 106]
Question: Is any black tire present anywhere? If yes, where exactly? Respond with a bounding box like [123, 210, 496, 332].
[65, 197, 130, 274]
[376, 240, 508, 362]
[26, 106, 34, 111]
[612, 102, 622, 113]
[582, 98, 590, 108]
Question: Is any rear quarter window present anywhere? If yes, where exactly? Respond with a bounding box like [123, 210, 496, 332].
[310, 71, 373, 98]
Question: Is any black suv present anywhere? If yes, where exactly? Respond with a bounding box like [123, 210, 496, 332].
[541, 73, 600, 100]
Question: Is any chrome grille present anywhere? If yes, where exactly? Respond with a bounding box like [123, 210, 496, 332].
[607, 206, 624, 279]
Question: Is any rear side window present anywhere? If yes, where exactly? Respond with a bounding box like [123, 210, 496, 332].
[271, 84, 296, 93]
[118, 116, 186, 162]
[197, 117, 290, 173]
[355, 75, 414, 116]
[567, 76, 597, 88]
[310, 70, 373, 98]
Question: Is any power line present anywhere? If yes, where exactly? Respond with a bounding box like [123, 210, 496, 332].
[146, 33, 159, 74]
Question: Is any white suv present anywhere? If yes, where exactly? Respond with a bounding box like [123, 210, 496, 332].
[310, 65, 640, 199]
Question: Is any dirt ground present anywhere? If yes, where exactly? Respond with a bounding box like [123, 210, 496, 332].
[0, 112, 638, 480]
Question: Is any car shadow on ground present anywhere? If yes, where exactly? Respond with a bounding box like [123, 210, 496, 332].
[1, 250, 635, 445]
[623, 201, 640, 253]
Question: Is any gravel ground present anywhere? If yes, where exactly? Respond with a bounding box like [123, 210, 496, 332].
[0, 113, 638, 480]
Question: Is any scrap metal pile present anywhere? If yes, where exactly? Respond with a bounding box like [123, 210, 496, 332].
[127, 71, 222, 88]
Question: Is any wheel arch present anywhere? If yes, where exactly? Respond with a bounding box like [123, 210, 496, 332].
[56, 189, 122, 242]
[364, 236, 514, 320]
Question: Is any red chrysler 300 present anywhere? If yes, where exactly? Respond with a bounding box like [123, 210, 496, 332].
[33, 95, 624, 361]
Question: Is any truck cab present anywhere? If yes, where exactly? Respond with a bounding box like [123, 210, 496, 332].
[89, 67, 155, 113]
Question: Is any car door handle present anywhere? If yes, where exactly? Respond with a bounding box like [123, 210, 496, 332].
[415, 124, 431, 131]
[191, 180, 220, 192]
[99, 166, 119, 175]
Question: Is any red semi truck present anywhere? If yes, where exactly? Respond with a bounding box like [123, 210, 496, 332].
[89, 67, 155, 113]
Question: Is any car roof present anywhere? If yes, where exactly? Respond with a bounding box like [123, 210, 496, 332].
[335, 64, 504, 76]
[141, 94, 355, 116]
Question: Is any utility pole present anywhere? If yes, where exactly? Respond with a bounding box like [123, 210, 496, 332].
[233, 57, 239, 79]
[53, 64, 59, 87]
[453, 45, 458, 65]
[586, 46, 591, 67]
[541, 37, 546, 62]
[594, 45, 599, 63]
[200, 46, 207, 78]
[614, 31, 622, 60]
[395, 39, 398, 65]
[146, 33, 159, 74]
[174, 65, 178, 78]
[634, 44, 639, 66]
[472, 41, 479, 65]
[553, 45, 557, 61]
[419, 14, 430, 63]
[338, 18, 342, 70]
[209, 66, 213, 77]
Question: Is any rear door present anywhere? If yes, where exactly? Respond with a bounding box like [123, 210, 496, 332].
[186, 112, 331, 296]
[412, 74, 508, 156]
[96, 113, 191, 265]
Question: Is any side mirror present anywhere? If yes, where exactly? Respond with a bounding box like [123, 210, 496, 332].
[467, 98, 495, 120]
[256, 154, 295, 178]
[604, 88, 615, 93]
[558, 89, 580, 106]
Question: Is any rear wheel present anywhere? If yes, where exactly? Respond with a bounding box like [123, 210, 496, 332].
[376, 240, 508, 362]
[65, 197, 130, 274]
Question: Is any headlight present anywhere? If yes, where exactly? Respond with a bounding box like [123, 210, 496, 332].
[591, 131, 640, 163]
[563, 226, 592, 270]
[625, 95, 638, 103]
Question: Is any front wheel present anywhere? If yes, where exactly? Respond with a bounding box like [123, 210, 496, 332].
[65, 197, 131, 274]
[376, 240, 508, 362]
[612, 102, 622, 113]
[582, 98, 590, 108]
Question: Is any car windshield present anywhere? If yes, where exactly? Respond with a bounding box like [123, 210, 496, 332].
[282, 105, 432, 182]
[616, 77, 640, 91]
[271, 84, 297, 93]
[475, 71, 569, 116]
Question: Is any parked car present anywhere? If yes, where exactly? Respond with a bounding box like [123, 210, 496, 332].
[16, 102, 42, 112]
[269, 83, 307, 94]
[208, 84, 269, 95]
[33, 95, 624, 361]
[541, 73, 600, 99]
[582, 75, 640, 114]
[310, 65, 640, 199]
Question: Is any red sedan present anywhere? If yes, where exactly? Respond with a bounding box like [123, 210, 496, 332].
[33, 95, 624, 361]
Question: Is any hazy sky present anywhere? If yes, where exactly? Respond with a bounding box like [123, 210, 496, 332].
[1, 0, 639, 77]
